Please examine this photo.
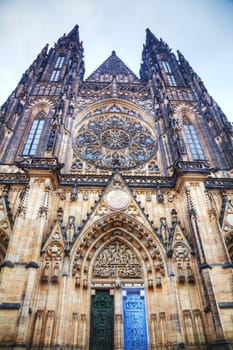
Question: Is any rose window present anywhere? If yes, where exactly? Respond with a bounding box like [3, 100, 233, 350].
[73, 111, 157, 169]
[100, 129, 130, 149]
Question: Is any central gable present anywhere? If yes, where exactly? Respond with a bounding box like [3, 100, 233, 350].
[86, 50, 140, 83]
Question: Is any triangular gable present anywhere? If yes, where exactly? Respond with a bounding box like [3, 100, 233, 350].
[78, 172, 156, 234]
[41, 221, 65, 254]
[86, 51, 140, 83]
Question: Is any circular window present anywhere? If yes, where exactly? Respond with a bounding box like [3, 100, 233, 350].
[73, 108, 157, 169]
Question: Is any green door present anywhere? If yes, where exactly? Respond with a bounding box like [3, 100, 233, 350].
[90, 290, 114, 350]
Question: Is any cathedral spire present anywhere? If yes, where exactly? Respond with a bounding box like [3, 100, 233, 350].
[55, 24, 82, 50]
[66, 24, 80, 42]
[145, 28, 160, 46]
[145, 28, 170, 54]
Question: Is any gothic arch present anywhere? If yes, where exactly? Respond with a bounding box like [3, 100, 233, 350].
[71, 212, 166, 288]
[27, 97, 55, 111]
[173, 103, 196, 121]
[89, 235, 146, 283]
[74, 98, 155, 128]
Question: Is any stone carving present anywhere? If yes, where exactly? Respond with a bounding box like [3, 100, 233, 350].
[70, 183, 78, 201]
[93, 241, 142, 279]
[41, 241, 64, 283]
[16, 185, 30, 217]
[65, 216, 76, 244]
[72, 213, 165, 278]
[186, 263, 195, 284]
[106, 189, 129, 210]
[157, 186, 164, 202]
[173, 241, 195, 284]
[177, 263, 185, 283]
[71, 156, 83, 170]
[173, 243, 189, 261]
[159, 217, 170, 249]
[37, 188, 50, 218]
[59, 173, 174, 187]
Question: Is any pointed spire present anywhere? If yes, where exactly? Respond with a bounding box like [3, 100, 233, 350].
[66, 24, 80, 42]
[177, 50, 194, 82]
[144, 28, 170, 53]
[55, 24, 81, 49]
[145, 28, 160, 46]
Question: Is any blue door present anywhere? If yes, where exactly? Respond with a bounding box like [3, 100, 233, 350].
[122, 288, 148, 350]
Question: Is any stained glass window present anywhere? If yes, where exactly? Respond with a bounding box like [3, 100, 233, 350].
[161, 61, 177, 86]
[50, 56, 65, 81]
[183, 118, 205, 160]
[23, 115, 45, 155]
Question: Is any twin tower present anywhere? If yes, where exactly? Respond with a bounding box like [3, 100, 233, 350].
[0, 25, 232, 349]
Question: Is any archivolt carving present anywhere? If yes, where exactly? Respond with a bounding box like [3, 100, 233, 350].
[71, 213, 166, 283]
[93, 240, 142, 278]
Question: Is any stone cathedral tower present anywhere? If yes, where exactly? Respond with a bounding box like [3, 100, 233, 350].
[0, 25, 232, 350]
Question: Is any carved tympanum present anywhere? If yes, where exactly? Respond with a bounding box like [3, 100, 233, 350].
[93, 241, 142, 279]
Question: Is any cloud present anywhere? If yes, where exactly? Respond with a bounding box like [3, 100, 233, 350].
[0, 0, 232, 120]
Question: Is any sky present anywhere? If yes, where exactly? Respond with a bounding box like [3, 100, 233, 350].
[0, 0, 233, 121]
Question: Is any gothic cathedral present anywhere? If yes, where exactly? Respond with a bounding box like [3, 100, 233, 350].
[0, 25, 232, 350]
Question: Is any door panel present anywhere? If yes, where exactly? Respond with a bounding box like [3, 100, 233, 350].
[122, 288, 148, 350]
[90, 290, 114, 350]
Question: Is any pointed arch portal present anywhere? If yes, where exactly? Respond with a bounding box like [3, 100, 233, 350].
[71, 213, 163, 350]
[89, 238, 149, 349]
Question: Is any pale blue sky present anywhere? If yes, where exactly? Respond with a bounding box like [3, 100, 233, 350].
[0, 0, 232, 121]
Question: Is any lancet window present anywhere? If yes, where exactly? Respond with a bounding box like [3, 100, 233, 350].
[161, 60, 177, 86]
[50, 55, 65, 81]
[22, 111, 46, 155]
[183, 116, 205, 160]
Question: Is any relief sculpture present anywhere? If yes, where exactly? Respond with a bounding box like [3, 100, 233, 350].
[93, 241, 142, 279]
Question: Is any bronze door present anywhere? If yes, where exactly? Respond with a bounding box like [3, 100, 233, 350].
[90, 290, 114, 350]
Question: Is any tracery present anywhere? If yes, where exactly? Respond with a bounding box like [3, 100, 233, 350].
[73, 104, 157, 169]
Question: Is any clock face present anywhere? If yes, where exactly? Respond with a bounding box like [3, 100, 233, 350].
[73, 105, 157, 170]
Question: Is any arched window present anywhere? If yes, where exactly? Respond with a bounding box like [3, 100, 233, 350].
[50, 55, 65, 82]
[22, 111, 46, 155]
[183, 116, 205, 160]
[161, 61, 177, 86]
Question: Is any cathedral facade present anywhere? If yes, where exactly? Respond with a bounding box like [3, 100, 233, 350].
[0, 25, 232, 350]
